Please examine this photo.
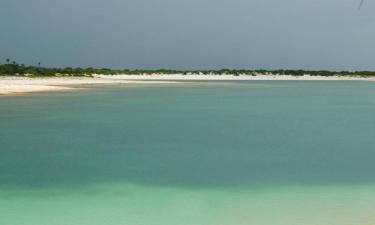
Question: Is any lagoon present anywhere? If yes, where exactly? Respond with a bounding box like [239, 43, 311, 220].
[1, 81, 375, 225]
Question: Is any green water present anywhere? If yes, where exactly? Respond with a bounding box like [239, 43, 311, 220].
[1, 81, 375, 225]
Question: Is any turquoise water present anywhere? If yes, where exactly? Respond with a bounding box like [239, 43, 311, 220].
[1, 81, 375, 224]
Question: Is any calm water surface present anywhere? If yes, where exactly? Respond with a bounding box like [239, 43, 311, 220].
[1, 81, 375, 225]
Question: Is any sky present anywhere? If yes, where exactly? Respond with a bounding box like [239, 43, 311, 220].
[1, 0, 375, 70]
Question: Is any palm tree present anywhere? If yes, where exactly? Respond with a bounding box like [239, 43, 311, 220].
[6, 58, 10, 64]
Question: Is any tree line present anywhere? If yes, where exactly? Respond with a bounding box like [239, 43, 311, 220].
[1, 59, 375, 77]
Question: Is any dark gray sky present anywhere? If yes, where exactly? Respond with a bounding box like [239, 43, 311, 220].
[1, 0, 374, 70]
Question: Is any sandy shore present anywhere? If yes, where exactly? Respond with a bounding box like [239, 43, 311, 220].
[1, 74, 374, 95]
[0, 76, 174, 95]
[98, 74, 375, 81]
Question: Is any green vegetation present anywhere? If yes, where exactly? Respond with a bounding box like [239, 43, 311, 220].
[1, 59, 375, 77]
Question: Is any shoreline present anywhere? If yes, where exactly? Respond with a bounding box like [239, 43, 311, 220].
[0, 76, 176, 95]
[1, 74, 375, 95]
[98, 74, 375, 81]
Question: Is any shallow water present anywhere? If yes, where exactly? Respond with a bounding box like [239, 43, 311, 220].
[1, 81, 375, 224]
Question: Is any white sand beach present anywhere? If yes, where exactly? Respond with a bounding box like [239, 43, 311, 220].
[0, 76, 174, 95]
[99, 74, 375, 81]
[1, 74, 374, 95]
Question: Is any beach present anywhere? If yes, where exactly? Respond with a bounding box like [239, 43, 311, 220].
[0, 76, 175, 95]
[99, 74, 375, 81]
[1, 74, 375, 95]
[3, 0, 375, 224]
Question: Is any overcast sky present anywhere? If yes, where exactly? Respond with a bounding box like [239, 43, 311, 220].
[1, 0, 374, 70]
